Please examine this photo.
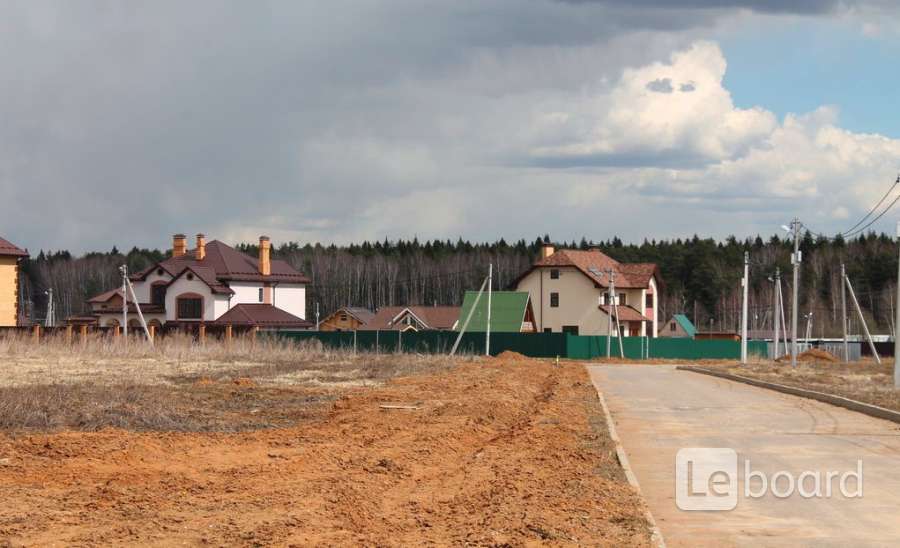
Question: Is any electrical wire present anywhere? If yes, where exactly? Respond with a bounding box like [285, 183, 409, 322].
[841, 173, 900, 236]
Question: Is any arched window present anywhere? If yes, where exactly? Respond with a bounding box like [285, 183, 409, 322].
[176, 293, 204, 320]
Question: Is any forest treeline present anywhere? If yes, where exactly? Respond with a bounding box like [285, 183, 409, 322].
[19, 232, 900, 337]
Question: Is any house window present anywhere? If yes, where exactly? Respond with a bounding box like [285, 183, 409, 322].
[177, 296, 203, 320]
[550, 269, 560, 279]
[543, 327, 552, 333]
[618, 293, 626, 306]
[340, 313, 348, 322]
[550, 292, 559, 308]
[646, 293, 654, 308]
[670, 322, 676, 332]
[562, 325, 579, 335]
[258, 288, 264, 303]
[151, 283, 166, 306]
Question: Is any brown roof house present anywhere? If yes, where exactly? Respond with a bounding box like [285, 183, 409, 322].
[513, 244, 661, 337]
[361, 306, 461, 332]
[319, 307, 376, 332]
[86, 233, 312, 330]
[0, 237, 29, 327]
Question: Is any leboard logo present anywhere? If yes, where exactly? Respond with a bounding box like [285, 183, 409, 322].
[675, 448, 738, 511]
[675, 448, 864, 511]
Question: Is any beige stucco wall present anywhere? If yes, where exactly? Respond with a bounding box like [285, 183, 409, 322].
[516, 266, 656, 337]
[0, 257, 18, 326]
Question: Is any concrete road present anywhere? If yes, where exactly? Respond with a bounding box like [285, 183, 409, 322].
[588, 365, 900, 547]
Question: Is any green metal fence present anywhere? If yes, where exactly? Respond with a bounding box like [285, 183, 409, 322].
[273, 330, 768, 360]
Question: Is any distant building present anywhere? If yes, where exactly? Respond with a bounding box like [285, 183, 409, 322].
[658, 314, 697, 338]
[456, 291, 536, 333]
[513, 244, 661, 337]
[0, 237, 28, 327]
[319, 307, 375, 332]
[361, 306, 460, 332]
[85, 233, 312, 330]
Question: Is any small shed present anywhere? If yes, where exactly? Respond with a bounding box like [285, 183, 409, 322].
[456, 291, 536, 333]
[319, 307, 375, 332]
[658, 314, 697, 338]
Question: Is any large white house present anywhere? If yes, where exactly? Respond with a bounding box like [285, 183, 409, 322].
[514, 244, 660, 337]
[86, 234, 311, 330]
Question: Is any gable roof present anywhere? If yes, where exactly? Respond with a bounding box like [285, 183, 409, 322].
[213, 304, 312, 328]
[456, 291, 532, 332]
[134, 240, 309, 285]
[0, 237, 28, 257]
[165, 264, 234, 295]
[333, 307, 375, 324]
[673, 313, 697, 337]
[361, 306, 461, 331]
[515, 248, 659, 290]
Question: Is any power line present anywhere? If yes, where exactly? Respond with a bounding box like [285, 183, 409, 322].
[841, 173, 900, 236]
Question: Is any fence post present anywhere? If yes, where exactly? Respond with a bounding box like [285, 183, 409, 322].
[32, 324, 41, 344]
[199, 324, 206, 345]
[114, 325, 120, 338]
[225, 324, 233, 345]
[80, 325, 88, 347]
[149, 324, 156, 341]
[65, 324, 73, 345]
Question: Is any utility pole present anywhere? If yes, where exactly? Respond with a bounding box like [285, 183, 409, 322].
[486, 263, 493, 356]
[777, 278, 788, 358]
[44, 288, 54, 328]
[894, 221, 900, 388]
[741, 251, 749, 364]
[841, 263, 849, 362]
[606, 269, 615, 358]
[773, 268, 780, 360]
[121, 265, 128, 338]
[789, 218, 802, 367]
[845, 273, 881, 364]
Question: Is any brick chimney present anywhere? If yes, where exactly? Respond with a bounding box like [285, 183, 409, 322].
[540, 242, 555, 259]
[195, 233, 206, 261]
[259, 236, 271, 276]
[173, 234, 187, 258]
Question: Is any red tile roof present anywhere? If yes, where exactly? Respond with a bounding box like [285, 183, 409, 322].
[0, 237, 28, 257]
[598, 304, 651, 322]
[360, 306, 461, 331]
[523, 249, 659, 289]
[134, 240, 309, 285]
[213, 304, 313, 328]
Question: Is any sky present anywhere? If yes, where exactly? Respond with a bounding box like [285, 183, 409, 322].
[3, 0, 900, 253]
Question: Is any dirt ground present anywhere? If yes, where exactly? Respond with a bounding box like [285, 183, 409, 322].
[0, 354, 650, 546]
[711, 358, 900, 412]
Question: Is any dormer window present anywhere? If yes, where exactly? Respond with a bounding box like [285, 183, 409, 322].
[258, 288, 264, 303]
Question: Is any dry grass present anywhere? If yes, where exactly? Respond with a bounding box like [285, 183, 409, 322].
[0, 332, 465, 432]
[713, 359, 900, 412]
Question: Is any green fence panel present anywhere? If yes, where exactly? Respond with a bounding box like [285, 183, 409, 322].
[273, 331, 768, 360]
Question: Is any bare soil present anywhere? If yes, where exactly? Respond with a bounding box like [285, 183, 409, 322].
[0, 355, 650, 546]
[711, 359, 900, 412]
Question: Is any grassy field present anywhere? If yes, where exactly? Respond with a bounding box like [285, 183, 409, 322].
[711, 358, 900, 413]
[0, 332, 459, 431]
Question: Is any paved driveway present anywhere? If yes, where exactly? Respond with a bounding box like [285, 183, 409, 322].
[588, 365, 900, 547]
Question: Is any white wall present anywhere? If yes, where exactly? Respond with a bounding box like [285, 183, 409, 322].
[131, 269, 172, 303]
[229, 282, 264, 306]
[516, 267, 610, 336]
[165, 275, 217, 321]
[274, 284, 306, 320]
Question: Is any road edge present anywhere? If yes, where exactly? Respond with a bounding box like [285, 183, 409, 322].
[594, 384, 667, 548]
[677, 365, 900, 425]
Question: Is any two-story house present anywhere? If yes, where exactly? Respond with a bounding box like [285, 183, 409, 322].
[513, 244, 660, 337]
[0, 237, 28, 327]
[86, 233, 311, 330]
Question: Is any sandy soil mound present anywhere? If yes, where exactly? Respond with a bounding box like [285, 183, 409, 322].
[776, 348, 840, 363]
[0, 356, 650, 546]
[493, 350, 531, 361]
